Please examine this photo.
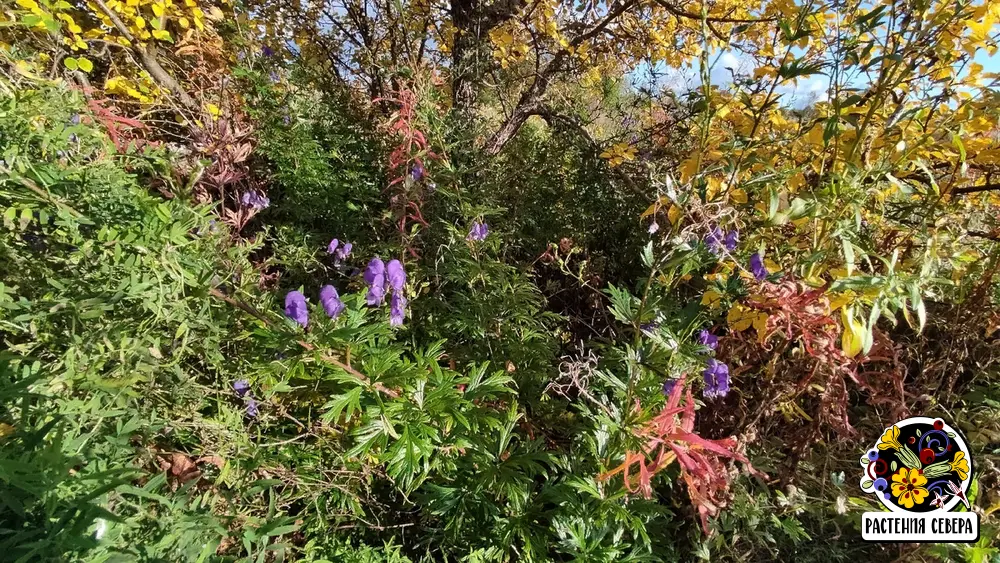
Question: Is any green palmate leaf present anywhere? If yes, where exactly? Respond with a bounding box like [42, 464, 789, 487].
[321, 387, 362, 424]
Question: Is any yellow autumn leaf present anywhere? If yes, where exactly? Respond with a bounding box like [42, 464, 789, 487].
[15, 0, 39, 10]
[152, 3, 164, 16]
[178, 16, 189, 27]
[827, 291, 853, 313]
[135, 15, 146, 28]
[840, 306, 864, 358]
[641, 196, 669, 218]
[727, 303, 769, 343]
[152, 29, 171, 41]
[679, 155, 699, 182]
[77, 57, 93, 72]
[701, 290, 723, 310]
[667, 204, 682, 225]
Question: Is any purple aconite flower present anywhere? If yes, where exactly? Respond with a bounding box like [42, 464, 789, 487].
[246, 398, 259, 417]
[335, 242, 352, 262]
[467, 221, 489, 242]
[241, 191, 270, 210]
[640, 321, 659, 333]
[386, 259, 406, 292]
[702, 359, 730, 399]
[233, 379, 250, 397]
[707, 226, 740, 254]
[70, 114, 81, 125]
[706, 226, 724, 254]
[662, 379, 678, 396]
[363, 257, 385, 284]
[327, 239, 352, 263]
[411, 163, 424, 181]
[697, 329, 718, 350]
[284, 290, 309, 327]
[749, 253, 767, 280]
[261, 45, 275, 57]
[724, 230, 739, 251]
[389, 291, 407, 326]
[319, 285, 345, 319]
[364, 258, 386, 305]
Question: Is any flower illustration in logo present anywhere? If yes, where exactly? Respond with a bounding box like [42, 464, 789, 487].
[860, 417, 973, 513]
[890, 467, 928, 509]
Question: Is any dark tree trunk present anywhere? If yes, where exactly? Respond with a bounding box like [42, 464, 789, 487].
[450, 0, 527, 114]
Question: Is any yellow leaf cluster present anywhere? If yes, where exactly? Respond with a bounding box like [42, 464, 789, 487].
[600, 142, 637, 167]
[727, 303, 769, 343]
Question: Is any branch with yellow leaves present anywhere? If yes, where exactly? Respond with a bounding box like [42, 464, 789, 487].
[90, 0, 199, 112]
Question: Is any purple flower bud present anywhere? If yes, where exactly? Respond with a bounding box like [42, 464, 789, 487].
[662, 379, 678, 396]
[706, 226, 724, 254]
[269, 71, 280, 83]
[386, 259, 406, 292]
[233, 379, 250, 397]
[467, 221, 489, 242]
[70, 114, 80, 125]
[640, 321, 659, 332]
[697, 330, 718, 350]
[319, 285, 345, 318]
[724, 230, 739, 251]
[246, 398, 259, 417]
[366, 281, 385, 306]
[411, 163, 424, 181]
[364, 258, 386, 305]
[749, 253, 768, 280]
[284, 290, 309, 327]
[390, 291, 407, 326]
[241, 191, 270, 210]
[262, 46, 275, 57]
[363, 257, 385, 284]
[335, 242, 352, 262]
[327, 239, 340, 255]
[648, 222, 660, 234]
